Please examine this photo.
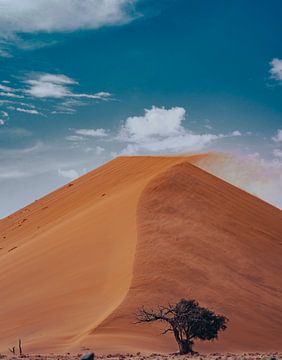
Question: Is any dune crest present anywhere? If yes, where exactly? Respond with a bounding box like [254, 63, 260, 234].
[0, 155, 281, 354]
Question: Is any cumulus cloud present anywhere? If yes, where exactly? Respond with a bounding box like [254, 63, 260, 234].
[74, 128, 108, 137]
[119, 106, 185, 141]
[0, 0, 137, 35]
[118, 106, 224, 154]
[58, 168, 79, 180]
[270, 58, 282, 82]
[24, 73, 111, 100]
[272, 129, 282, 142]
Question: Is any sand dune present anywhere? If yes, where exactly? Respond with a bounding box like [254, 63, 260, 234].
[0, 155, 281, 354]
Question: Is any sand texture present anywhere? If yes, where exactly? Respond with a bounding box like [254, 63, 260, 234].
[0, 156, 281, 354]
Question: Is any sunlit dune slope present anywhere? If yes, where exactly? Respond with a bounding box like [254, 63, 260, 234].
[0, 155, 281, 354]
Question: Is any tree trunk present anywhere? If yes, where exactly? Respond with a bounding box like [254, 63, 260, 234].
[173, 329, 193, 355]
[178, 339, 193, 355]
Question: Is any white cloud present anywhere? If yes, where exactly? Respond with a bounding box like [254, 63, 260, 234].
[0, 73, 111, 115]
[65, 135, 84, 142]
[273, 149, 282, 158]
[39, 74, 77, 85]
[272, 129, 282, 142]
[118, 106, 224, 154]
[25, 75, 72, 98]
[74, 128, 108, 137]
[24, 73, 112, 100]
[270, 58, 282, 82]
[58, 168, 79, 180]
[0, 100, 13, 105]
[0, 110, 8, 125]
[119, 106, 186, 141]
[0, 0, 137, 35]
[0, 92, 24, 99]
[16, 107, 40, 115]
[120, 134, 221, 155]
[0, 83, 25, 98]
[71, 92, 111, 100]
[0, 110, 8, 118]
[0, 84, 14, 92]
[231, 130, 242, 136]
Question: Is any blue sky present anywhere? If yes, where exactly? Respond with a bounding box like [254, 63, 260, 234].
[0, 0, 282, 217]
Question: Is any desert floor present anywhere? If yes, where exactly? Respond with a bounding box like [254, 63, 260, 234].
[1, 352, 281, 360]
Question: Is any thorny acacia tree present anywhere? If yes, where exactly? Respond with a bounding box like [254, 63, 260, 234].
[136, 298, 228, 354]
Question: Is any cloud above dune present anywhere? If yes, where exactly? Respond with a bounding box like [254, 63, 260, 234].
[64, 106, 244, 155]
[119, 106, 186, 141]
[0, 0, 137, 34]
[118, 106, 224, 154]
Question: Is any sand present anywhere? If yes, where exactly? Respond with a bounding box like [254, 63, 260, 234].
[0, 155, 281, 354]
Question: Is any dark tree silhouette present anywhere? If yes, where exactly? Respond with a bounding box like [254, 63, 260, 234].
[136, 298, 228, 355]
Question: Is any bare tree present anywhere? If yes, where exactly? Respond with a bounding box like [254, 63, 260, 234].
[136, 298, 228, 354]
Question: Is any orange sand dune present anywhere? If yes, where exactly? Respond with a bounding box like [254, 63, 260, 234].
[0, 155, 281, 354]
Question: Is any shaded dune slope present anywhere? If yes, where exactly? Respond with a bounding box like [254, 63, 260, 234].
[0, 156, 281, 354]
